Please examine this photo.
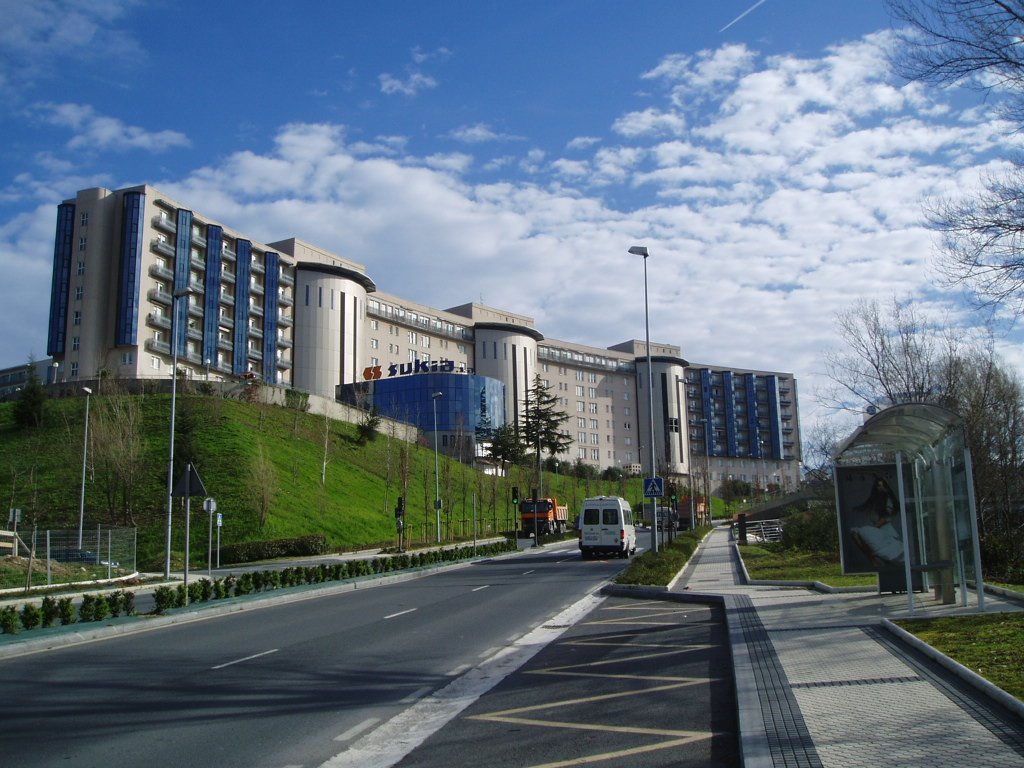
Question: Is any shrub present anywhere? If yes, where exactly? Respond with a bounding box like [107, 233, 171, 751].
[78, 595, 96, 622]
[187, 581, 205, 604]
[40, 596, 59, 627]
[0, 606, 19, 634]
[108, 590, 124, 617]
[121, 591, 136, 616]
[153, 586, 177, 613]
[779, 507, 839, 554]
[19, 603, 42, 631]
[58, 597, 76, 625]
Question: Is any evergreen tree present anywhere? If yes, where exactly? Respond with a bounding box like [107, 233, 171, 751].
[13, 360, 46, 428]
[522, 374, 572, 460]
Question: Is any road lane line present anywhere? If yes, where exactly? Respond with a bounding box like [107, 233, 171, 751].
[400, 686, 432, 704]
[447, 663, 471, 676]
[471, 585, 489, 592]
[479, 646, 500, 658]
[318, 591, 605, 768]
[334, 718, 381, 742]
[522, 570, 535, 575]
[211, 648, 279, 670]
[383, 608, 417, 620]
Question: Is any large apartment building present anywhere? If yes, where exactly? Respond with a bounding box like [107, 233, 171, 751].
[42, 184, 802, 490]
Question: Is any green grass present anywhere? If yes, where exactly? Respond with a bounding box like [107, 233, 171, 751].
[0, 393, 645, 571]
[895, 613, 1024, 701]
[614, 529, 708, 586]
[738, 543, 877, 587]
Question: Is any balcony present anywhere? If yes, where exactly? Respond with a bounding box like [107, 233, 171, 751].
[220, 270, 235, 285]
[278, 290, 293, 307]
[276, 335, 293, 349]
[251, 259, 265, 275]
[148, 263, 174, 281]
[151, 215, 176, 235]
[146, 312, 171, 331]
[279, 270, 295, 287]
[278, 313, 293, 327]
[144, 338, 170, 356]
[222, 246, 236, 263]
[150, 238, 175, 258]
[147, 288, 172, 307]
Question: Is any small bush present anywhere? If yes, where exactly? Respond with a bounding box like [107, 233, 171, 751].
[1, 606, 19, 634]
[40, 596, 59, 627]
[58, 597, 76, 625]
[153, 586, 177, 613]
[19, 603, 42, 631]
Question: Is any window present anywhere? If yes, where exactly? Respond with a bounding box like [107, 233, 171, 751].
[408, 349, 418, 361]
[589, 372, 597, 383]
[590, 419, 598, 429]
[589, 403, 598, 414]
[578, 432, 587, 442]
[70, 362, 79, 377]
[578, 447, 587, 459]
[80, 212, 89, 226]
[370, 339, 379, 349]
[151, 356, 161, 370]
[591, 449, 600, 461]
[576, 386, 584, 397]
[623, 392, 630, 401]
[624, 407, 631, 417]
[408, 331, 418, 344]
[78, 237, 87, 252]
[577, 401, 585, 412]
[588, 387, 597, 398]
[575, 371, 584, 381]
[75, 286, 83, 300]
[71, 336, 80, 351]
[590, 434, 599, 445]
[77, 261, 85, 276]
[422, 336, 430, 348]
[371, 357, 379, 366]
[121, 352, 133, 365]
[577, 417, 587, 428]
[73, 310, 81, 326]
[370, 320, 378, 330]
[625, 437, 632, 446]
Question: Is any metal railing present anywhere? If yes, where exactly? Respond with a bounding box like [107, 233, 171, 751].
[2, 526, 137, 588]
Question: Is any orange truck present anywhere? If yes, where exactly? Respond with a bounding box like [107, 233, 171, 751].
[520, 497, 569, 535]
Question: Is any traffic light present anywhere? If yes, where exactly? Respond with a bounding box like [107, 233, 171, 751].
[670, 483, 678, 502]
[512, 486, 520, 505]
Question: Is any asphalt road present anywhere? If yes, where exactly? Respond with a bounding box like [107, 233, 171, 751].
[0, 541, 633, 768]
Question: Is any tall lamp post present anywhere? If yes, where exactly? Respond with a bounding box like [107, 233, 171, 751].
[628, 245, 658, 554]
[77, 386, 92, 548]
[164, 287, 189, 578]
[432, 391, 443, 544]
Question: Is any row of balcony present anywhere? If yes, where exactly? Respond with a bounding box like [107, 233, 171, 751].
[143, 337, 293, 372]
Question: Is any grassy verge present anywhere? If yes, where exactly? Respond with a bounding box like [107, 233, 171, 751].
[738, 544, 877, 587]
[895, 613, 1024, 701]
[614, 528, 709, 586]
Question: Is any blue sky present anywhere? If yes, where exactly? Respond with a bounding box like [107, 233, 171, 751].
[1, 0, 1019, 431]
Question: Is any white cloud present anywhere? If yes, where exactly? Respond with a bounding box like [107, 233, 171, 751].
[33, 102, 190, 152]
[612, 108, 687, 138]
[379, 71, 438, 96]
[449, 123, 522, 143]
[567, 136, 601, 151]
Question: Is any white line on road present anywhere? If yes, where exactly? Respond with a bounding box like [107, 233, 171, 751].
[383, 608, 417, 620]
[471, 585, 489, 592]
[479, 646, 500, 658]
[522, 570, 535, 575]
[447, 663, 471, 676]
[334, 718, 381, 743]
[400, 686, 432, 704]
[318, 592, 606, 768]
[211, 648, 279, 670]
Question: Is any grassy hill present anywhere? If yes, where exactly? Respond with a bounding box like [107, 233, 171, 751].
[0, 390, 642, 570]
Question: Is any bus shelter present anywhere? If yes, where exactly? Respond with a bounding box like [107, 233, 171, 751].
[831, 403, 985, 614]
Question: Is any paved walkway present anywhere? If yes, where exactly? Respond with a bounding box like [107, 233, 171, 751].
[667, 525, 1024, 768]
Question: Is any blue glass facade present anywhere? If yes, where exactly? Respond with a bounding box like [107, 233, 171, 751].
[203, 225, 223, 366]
[46, 202, 75, 356]
[357, 373, 506, 435]
[233, 240, 252, 374]
[115, 191, 145, 346]
[173, 209, 193, 358]
[262, 251, 279, 384]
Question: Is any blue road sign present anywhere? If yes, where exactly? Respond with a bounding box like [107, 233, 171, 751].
[644, 477, 665, 498]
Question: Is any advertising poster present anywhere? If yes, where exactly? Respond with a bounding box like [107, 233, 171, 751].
[835, 464, 911, 574]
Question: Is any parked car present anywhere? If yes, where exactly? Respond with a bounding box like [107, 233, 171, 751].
[52, 548, 119, 567]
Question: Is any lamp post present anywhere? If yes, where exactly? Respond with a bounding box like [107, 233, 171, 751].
[164, 287, 189, 579]
[77, 387, 92, 548]
[628, 245, 658, 554]
[432, 391, 443, 544]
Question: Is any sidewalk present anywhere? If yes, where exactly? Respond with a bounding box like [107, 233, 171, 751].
[670, 524, 1024, 768]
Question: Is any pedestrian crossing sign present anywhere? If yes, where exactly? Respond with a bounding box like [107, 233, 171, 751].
[644, 477, 664, 498]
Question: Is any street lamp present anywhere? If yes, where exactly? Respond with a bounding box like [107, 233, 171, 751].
[165, 286, 189, 579]
[432, 391, 443, 544]
[629, 245, 658, 554]
[77, 386, 92, 548]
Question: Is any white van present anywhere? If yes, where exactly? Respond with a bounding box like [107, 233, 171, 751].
[578, 496, 636, 559]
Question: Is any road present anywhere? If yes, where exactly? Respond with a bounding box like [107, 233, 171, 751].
[0, 541, 632, 768]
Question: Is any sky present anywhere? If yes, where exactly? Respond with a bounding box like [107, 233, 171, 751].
[1, 0, 1020, 435]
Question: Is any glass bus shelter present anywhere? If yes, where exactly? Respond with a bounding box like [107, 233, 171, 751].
[831, 403, 985, 614]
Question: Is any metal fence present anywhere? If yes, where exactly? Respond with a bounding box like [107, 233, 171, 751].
[2, 526, 137, 586]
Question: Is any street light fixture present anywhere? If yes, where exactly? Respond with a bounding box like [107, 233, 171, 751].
[432, 391, 443, 544]
[77, 387, 92, 548]
[164, 286, 189, 579]
[628, 245, 658, 554]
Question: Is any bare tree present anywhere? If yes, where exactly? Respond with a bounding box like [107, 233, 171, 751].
[248, 442, 277, 529]
[888, 1, 1024, 315]
[89, 382, 146, 526]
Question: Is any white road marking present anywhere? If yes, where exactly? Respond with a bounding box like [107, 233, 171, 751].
[383, 608, 417, 620]
[400, 686, 432, 704]
[318, 592, 606, 768]
[522, 570, 535, 575]
[334, 718, 381, 742]
[211, 648, 279, 670]
[479, 646, 500, 658]
[471, 585, 489, 592]
[447, 663, 471, 676]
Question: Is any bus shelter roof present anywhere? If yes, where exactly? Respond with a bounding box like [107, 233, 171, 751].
[831, 403, 963, 466]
